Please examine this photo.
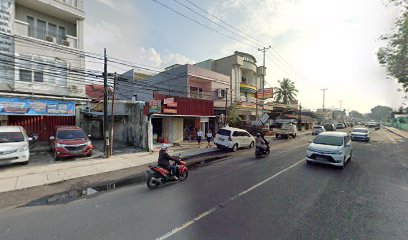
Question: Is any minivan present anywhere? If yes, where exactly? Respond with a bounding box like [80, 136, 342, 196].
[214, 127, 255, 152]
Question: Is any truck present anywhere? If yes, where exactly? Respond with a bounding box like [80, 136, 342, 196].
[273, 123, 298, 139]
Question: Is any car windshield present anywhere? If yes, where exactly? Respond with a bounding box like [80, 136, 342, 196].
[217, 129, 231, 136]
[57, 130, 87, 140]
[313, 135, 344, 146]
[0, 132, 24, 143]
[352, 129, 368, 133]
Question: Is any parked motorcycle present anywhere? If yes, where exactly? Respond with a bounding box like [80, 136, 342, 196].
[28, 133, 39, 150]
[146, 158, 188, 189]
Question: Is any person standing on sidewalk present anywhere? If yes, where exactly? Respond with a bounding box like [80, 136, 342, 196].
[206, 129, 213, 148]
[197, 129, 203, 147]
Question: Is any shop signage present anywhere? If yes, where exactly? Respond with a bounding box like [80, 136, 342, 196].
[260, 113, 270, 124]
[0, 97, 75, 116]
[200, 117, 209, 123]
[257, 88, 273, 99]
[149, 100, 161, 113]
[163, 108, 177, 114]
[166, 102, 178, 108]
[163, 98, 174, 104]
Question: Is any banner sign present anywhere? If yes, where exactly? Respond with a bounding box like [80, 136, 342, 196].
[163, 98, 174, 104]
[257, 88, 273, 99]
[0, 97, 75, 116]
[163, 108, 177, 114]
[149, 100, 161, 113]
[166, 102, 178, 108]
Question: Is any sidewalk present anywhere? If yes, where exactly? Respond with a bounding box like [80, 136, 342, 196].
[384, 126, 408, 138]
[0, 144, 224, 209]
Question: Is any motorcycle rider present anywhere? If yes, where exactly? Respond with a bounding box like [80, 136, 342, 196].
[255, 133, 267, 152]
[158, 144, 180, 180]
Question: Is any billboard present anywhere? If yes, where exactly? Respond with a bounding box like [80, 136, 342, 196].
[257, 88, 273, 99]
[0, 97, 75, 116]
[149, 100, 161, 113]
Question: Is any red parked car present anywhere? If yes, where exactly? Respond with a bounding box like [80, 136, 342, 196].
[49, 126, 93, 160]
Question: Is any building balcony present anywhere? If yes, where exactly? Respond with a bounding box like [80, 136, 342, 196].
[14, 21, 78, 49]
[16, 0, 85, 22]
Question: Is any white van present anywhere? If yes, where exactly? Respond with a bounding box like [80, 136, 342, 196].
[214, 127, 255, 152]
[0, 126, 30, 166]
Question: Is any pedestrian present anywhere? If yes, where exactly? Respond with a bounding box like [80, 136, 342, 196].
[197, 129, 203, 147]
[206, 129, 213, 148]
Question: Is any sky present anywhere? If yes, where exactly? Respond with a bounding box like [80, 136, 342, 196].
[83, 0, 407, 114]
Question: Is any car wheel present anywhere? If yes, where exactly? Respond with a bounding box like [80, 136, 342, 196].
[348, 151, 352, 161]
[293, 133, 297, 138]
[216, 144, 222, 149]
[339, 159, 345, 169]
[249, 141, 254, 148]
[275, 134, 279, 138]
[232, 144, 238, 152]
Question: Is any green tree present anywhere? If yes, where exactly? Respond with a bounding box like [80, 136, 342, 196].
[349, 110, 364, 120]
[371, 105, 393, 121]
[227, 106, 242, 127]
[377, 1, 408, 92]
[274, 78, 298, 104]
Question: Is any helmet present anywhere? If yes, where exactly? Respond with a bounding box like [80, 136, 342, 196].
[256, 133, 261, 137]
[160, 144, 169, 150]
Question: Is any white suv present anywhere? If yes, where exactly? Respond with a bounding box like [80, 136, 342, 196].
[0, 126, 31, 166]
[214, 127, 255, 152]
[306, 132, 352, 169]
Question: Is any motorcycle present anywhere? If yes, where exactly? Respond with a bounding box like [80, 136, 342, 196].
[146, 158, 188, 190]
[255, 142, 270, 158]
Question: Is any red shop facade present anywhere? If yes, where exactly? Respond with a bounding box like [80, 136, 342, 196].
[144, 94, 215, 144]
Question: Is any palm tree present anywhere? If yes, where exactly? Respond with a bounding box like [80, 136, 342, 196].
[274, 78, 298, 104]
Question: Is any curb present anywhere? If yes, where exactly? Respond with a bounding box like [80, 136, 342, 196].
[384, 127, 407, 139]
[0, 149, 230, 210]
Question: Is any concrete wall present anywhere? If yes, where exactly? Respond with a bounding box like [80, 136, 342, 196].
[161, 117, 183, 144]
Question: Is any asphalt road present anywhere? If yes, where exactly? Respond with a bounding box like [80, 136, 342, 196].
[0, 128, 407, 240]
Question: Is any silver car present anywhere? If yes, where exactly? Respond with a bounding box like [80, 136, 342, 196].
[312, 125, 325, 135]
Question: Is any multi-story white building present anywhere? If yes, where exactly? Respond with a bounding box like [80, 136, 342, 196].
[195, 51, 267, 121]
[0, 0, 86, 140]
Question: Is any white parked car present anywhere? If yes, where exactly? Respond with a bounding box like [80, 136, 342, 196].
[312, 125, 325, 135]
[350, 128, 370, 142]
[0, 126, 31, 166]
[306, 132, 352, 169]
[214, 127, 255, 152]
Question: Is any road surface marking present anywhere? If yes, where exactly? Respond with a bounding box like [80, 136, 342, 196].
[384, 130, 397, 144]
[154, 158, 304, 240]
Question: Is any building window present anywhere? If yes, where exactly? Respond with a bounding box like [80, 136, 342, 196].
[26, 16, 71, 47]
[27, 16, 35, 37]
[17, 55, 67, 86]
[36, 19, 46, 40]
[190, 87, 203, 99]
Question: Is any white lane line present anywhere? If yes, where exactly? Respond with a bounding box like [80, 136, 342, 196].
[154, 158, 305, 240]
[384, 130, 397, 144]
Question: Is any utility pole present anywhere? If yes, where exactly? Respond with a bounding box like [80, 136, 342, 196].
[258, 46, 271, 120]
[103, 48, 109, 158]
[321, 88, 328, 111]
[298, 103, 302, 130]
[224, 88, 228, 126]
[109, 72, 117, 157]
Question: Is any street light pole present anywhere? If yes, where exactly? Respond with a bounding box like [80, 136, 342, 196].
[258, 46, 271, 120]
[321, 88, 328, 111]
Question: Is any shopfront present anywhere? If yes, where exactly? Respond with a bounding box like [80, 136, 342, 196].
[0, 97, 76, 140]
[145, 94, 214, 145]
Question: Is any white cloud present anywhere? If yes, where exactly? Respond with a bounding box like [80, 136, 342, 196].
[161, 52, 196, 68]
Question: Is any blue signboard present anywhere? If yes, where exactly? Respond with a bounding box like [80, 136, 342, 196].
[0, 97, 75, 116]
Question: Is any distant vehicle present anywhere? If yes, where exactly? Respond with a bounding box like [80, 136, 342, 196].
[50, 126, 93, 160]
[349, 122, 354, 127]
[274, 123, 298, 138]
[312, 125, 325, 135]
[306, 132, 352, 169]
[323, 123, 336, 131]
[336, 123, 346, 129]
[0, 126, 31, 166]
[214, 127, 255, 152]
[350, 128, 370, 142]
[375, 123, 381, 130]
[366, 121, 378, 128]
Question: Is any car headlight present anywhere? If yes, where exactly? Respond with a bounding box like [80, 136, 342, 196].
[56, 143, 64, 148]
[335, 150, 343, 155]
[18, 146, 28, 152]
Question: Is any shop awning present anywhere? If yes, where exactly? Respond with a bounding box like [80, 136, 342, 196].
[151, 114, 216, 118]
